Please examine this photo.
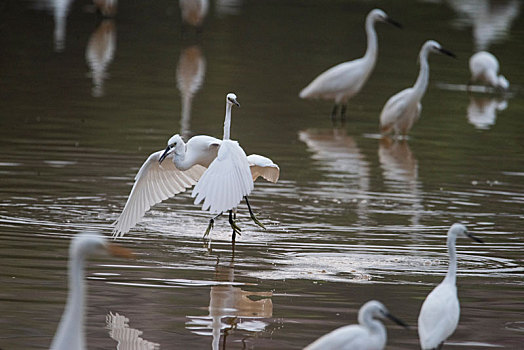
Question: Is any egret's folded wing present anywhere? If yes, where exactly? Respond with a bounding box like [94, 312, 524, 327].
[191, 140, 254, 214]
[247, 154, 280, 183]
[112, 151, 206, 238]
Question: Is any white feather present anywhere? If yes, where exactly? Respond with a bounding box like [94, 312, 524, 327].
[246, 154, 280, 183]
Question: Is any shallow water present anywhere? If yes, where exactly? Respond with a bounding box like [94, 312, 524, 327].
[1, 0, 523, 349]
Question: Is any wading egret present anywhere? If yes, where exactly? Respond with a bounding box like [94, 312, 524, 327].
[51, 232, 133, 350]
[418, 223, 483, 350]
[304, 300, 408, 350]
[469, 51, 509, 90]
[112, 94, 278, 239]
[299, 9, 401, 121]
[379, 40, 456, 136]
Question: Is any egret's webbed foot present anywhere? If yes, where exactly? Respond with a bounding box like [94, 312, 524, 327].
[244, 196, 266, 230]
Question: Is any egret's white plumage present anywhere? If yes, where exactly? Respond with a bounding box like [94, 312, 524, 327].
[469, 51, 509, 90]
[51, 232, 133, 350]
[304, 300, 407, 350]
[380, 40, 455, 136]
[299, 9, 401, 119]
[418, 223, 483, 350]
[113, 95, 278, 238]
[192, 93, 254, 214]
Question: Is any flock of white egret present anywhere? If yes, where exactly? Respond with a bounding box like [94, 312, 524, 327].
[49, 6, 508, 350]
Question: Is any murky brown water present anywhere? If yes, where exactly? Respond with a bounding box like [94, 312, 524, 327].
[1, 0, 523, 349]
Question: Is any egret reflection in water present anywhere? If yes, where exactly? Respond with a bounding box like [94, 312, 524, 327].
[86, 20, 116, 97]
[179, 0, 209, 28]
[30, 0, 73, 51]
[299, 128, 370, 222]
[447, 0, 520, 50]
[186, 256, 273, 350]
[379, 137, 423, 227]
[106, 312, 160, 350]
[467, 95, 507, 130]
[176, 44, 206, 137]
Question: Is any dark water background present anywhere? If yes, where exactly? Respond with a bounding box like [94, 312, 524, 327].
[1, 0, 523, 349]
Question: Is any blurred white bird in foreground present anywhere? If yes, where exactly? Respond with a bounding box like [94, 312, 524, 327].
[299, 9, 401, 121]
[304, 300, 408, 350]
[379, 40, 456, 136]
[51, 232, 133, 350]
[112, 94, 279, 240]
[469, 51, 509, 90]
[418, 223, 483, 350]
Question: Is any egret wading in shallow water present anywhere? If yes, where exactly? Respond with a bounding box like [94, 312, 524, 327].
[418, 223, 484, 350]
[299, 9, 401, 122]
[304, 300, 408, 350]
[379, 40, 456, 137]
[112, 93, 279, 240]
[51, 232, 133, 350]
[469, 51, 509, 91]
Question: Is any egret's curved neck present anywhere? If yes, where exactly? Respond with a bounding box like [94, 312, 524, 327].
[52, 253, 86, 349]
[444, 235, 457, 284]
[413, 48, 430, 100]
[223, 103, 232, 140]
[173, 141, 191, 170]
[363, 17, 379, 68]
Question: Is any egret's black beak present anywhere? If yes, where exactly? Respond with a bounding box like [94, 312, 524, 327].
[465, 231, 484, 244]
[439, 48, 457, 59]
[232, 98, 240, 107]
[159, 145, 171, 164]
[386, 17, 402, 29]
[386, 312, 409, 329]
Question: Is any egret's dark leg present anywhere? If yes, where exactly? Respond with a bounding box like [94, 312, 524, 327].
[340, 104, 347, 122]
[204, 212, 222, 238]
[228, 210, 241, 243]
[330, 104, 338, 122]
[244, 196, 266, 229]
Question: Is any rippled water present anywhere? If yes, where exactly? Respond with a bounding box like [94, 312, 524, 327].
[1, 0, 523, 349]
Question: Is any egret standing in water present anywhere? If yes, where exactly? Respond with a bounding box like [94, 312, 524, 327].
[112, 93, 279, 240]
[51, 232, 133, 350]
[469, 51, 509, 91]
[299, 9, 401, 121]
[304, 300, 408, 350]
[379, 40, 456, 137]
[418, 223, 484, 350]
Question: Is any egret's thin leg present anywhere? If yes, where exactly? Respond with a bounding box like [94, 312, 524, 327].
[340, 104, 347, 121]
[244, 196, 266, 230]
[228, 210, 241, 242]
[330, 104, 338, 122]
[204, 212, 223, 238]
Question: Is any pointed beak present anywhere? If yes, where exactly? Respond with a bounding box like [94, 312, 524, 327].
[159, 145, 172, 164]
[386, 312, 409, 329]
[106, 243, 135, 259]
[232, 98, 240, 107]
[465, 231, 484, 244]
[386, 17, 402, 29]
[439, 48, 457, 59]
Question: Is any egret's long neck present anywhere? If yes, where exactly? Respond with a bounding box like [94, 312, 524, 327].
[223, 103, 232, 140]
[444, 234, 457, 284]
[363, 17, 378, 68]
[173, 141, 191, 170]
[361, 313, 387, 340]
[413, 48, 430, 100]
[52, 253, 86, 349]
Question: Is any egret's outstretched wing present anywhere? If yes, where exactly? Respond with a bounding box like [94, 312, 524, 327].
[247, 154, 280, 183]
[112, 151, 206, 238]
[192, 140, 254, 214]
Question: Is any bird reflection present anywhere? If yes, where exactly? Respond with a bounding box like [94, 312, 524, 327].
[467, 95, 507, 130]
[447, 0, 520, 51]
[298, 128, 370, 221]
[179, 0, 209, 28]
[215, 0, 243, 16]
[85, 20, 116, 97]
[379, 137, 422, 227]
[106, 312, 160, 350]
[31, 0, 74, 52]
[176, 44, 206, 138]
[186, 256, 273, 350]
